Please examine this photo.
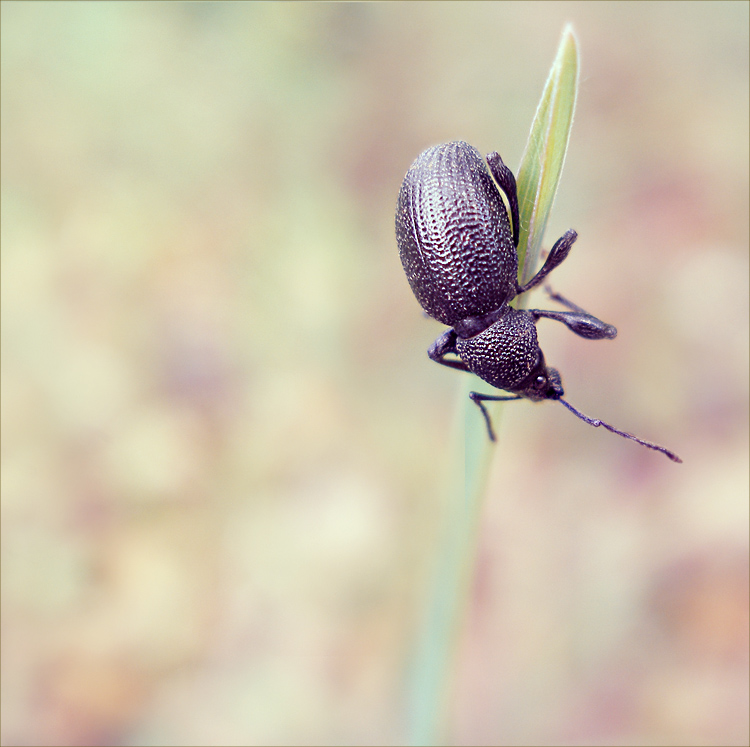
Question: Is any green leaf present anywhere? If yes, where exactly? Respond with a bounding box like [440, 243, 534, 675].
[516, 24, 579, 289]
[462, 24, 579, 458]
[407, 26, 580, 746]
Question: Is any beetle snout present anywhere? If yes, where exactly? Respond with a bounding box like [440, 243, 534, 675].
[545, 367, 564, 399]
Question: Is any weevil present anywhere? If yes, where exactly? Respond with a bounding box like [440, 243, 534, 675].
[396, 141, 681, 462]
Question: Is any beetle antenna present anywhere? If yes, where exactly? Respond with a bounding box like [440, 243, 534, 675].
[559, 398, 682, 463]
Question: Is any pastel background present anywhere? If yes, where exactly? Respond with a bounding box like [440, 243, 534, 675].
[2, 2, 747, 745]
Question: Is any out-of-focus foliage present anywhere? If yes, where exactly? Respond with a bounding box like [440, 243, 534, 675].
[2, 3, 747, 745]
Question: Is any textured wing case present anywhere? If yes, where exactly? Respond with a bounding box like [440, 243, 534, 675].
[395, 141, 517, 326]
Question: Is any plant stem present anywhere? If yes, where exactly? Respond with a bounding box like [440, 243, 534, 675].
[406, 25, 579, 746]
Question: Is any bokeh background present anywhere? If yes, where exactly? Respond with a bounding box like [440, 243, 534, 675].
[2, 2, 748, 745]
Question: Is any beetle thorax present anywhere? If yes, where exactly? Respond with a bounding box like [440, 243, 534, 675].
[455, 307, 542, 392]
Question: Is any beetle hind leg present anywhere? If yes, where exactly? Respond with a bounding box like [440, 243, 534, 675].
[486, 152, 520, 248]
[517, 229, 578, 295]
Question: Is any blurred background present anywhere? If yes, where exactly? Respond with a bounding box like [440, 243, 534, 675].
[1, 2, 747, 745]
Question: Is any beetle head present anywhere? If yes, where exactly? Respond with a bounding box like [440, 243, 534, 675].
[516, 360, 564, 401]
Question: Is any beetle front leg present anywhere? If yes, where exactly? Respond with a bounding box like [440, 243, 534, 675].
[427, 328, 471, 372]
[469, 391, 522, 441]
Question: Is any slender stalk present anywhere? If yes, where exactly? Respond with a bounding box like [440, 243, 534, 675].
[516, 25, 580, 290]
[406, 395, 492, 745]
[406, 25, 579, 746]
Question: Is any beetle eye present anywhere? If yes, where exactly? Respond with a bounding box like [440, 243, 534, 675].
[535, 374, 546, 388]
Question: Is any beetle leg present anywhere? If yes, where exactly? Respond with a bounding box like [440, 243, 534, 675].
[428, 329, 471, 371]
[469, 391, 522, 441]
[486, 152, 520, 248]
[517, 229, 578, 295]
[532, 286, 618, 339]
[543, 286, 589, 314]
[530, 308, 617, 340]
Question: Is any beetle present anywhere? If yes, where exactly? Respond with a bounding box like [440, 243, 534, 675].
[396, 140, 681, 462]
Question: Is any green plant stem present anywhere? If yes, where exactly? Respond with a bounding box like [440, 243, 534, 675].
[407, 390, 493, 745]
[406, 25, 579, 746]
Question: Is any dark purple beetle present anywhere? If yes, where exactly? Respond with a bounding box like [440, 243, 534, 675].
[396, 141, 680, 462]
